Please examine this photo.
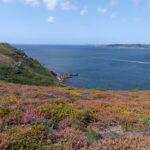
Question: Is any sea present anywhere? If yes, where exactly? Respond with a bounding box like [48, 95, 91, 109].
[14, 45, 150, 90]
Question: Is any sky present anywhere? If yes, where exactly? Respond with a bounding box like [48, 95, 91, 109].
[0, 0, 150, 44]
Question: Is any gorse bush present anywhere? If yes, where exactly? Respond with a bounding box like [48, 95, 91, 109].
[47, 100, 80, 122]
[0, 122, 52, 150]
[4, 109, 23, 126]
[0, 97, 20, 105]
[116, 107, 132, 116]
[51, 98, 66, 105]
[41, 99, 94, 125]
[0, 108, 23, 131]
[68, 90, 81, 97]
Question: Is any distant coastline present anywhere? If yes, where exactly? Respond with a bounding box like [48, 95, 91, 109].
[14, 44, 150, 49]
[103, 44, 150, 49]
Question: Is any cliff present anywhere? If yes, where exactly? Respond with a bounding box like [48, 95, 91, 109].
[0, 43, 61, 86]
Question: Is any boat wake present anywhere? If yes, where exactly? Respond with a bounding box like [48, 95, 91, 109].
[97, 57, 150, 65]
[110, 59, 150, 65]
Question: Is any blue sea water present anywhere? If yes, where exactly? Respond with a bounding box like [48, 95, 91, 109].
[14, 45, 150, 90]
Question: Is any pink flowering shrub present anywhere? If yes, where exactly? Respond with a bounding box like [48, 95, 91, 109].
[22, 111, 34, 124]
[56, 128, 86, 149]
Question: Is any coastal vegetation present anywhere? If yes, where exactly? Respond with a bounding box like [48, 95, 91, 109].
[0, 81, 150, 149]
[0, 43, 61, 86]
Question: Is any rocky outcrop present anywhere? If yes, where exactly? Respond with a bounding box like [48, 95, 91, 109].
[57, 73, 79, 82]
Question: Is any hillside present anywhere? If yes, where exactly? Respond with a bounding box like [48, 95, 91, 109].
[0, 81, 150, 150]
[0, 43, 61, 86]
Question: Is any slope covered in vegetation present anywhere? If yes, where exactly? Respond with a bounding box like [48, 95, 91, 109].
[0, 81, 150, 150]
[0, 43, 60, 86]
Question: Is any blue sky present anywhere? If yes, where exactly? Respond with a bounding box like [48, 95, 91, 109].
[0, 0, 150, 44]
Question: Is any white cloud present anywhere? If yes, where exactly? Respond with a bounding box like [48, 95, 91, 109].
[48, 16, 55, 23]
[80, 9, 88, 16]
[43, 0, 59, 10]
[25, 0, 40, 7]
[97, 8, 108, 14]
[61, 1, 76, 10]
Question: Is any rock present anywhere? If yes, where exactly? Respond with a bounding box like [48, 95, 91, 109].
[57, 73, 79, 82]
[48, 94, 56, 99]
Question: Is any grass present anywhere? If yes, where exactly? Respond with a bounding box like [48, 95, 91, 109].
[140, 115, 150, 127]
[85, 127, 102, 144]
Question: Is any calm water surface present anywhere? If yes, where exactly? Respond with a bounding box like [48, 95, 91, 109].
[14, 45, 150, 90]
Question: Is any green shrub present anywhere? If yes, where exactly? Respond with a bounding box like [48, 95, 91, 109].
[0, 106, 10, 118]
[140, 115, 150, 127]
[65, 86, 76, 90]
[77, 108, 95, 125]
[85, 126, 101, 144]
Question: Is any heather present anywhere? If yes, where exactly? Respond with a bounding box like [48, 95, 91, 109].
[0, 81, 150, 150]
